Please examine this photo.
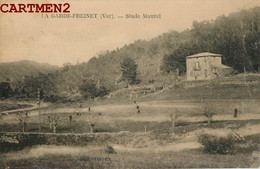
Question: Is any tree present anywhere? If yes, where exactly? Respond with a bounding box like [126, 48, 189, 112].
[170, 109, 182, 128]
[120, 57, 138, 84]
[97, 86, 109, 98]
[18, 113, 28, 133]
[0, 82, 12, 98]
[202, 101, 216, 125]
[51, 115, 59, 133]
[160, 43, 198, 74]
[62, 62, 72, 72]
[79, 79, 98, 99]
[87, 114, 96, 133]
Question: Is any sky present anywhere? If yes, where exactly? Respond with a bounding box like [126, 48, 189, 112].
[0, 0, 259, 66]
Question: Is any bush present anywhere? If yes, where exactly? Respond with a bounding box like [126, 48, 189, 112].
[199, 134, 235, 154]
[44, 94, 63, 102]
[0, 134, 46, 153]
[105, 144, 116, 154]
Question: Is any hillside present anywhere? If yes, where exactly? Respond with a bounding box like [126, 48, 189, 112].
[63, 6, 259, 90]
[0, 7, 259, 101]
[0, 60, 59, 82]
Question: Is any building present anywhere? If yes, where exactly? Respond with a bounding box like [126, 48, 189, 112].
[186, 52, 233, 81]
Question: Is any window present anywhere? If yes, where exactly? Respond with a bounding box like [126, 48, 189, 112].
[204, 70, 208, 78]
[194, 62, 200, 70]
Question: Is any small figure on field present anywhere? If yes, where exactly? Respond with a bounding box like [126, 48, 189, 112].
[134, 100, 136, 104]
[90, 123, 95, 133]
[76, 111, 81, 116]
[136, 105, 141, 113]
[69, 115, 72, 122]
[88, 107, 91, 111]
[234, 108, 238, 118]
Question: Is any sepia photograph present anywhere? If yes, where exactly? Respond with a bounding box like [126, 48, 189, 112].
[0, 0, 260, 168]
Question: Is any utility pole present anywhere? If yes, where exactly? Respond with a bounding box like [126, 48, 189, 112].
[243, 67, 246, 82]
[242, 101, 245, 114]
[37, 88, 41, 132]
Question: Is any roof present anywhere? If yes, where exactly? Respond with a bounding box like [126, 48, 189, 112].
[186, 52, 222, 59]
[213, 64, 232, 69]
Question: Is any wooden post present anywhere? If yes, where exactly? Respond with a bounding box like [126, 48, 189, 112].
[22, 122, 25, 133]
[52, 115, 58, 133]
[242, 101, 245, 114]
[53, 124, 56, 133]
[37, 88, 41, 132]
[243, 67, 247, 85]
[48, 116, 52, 129]
[90, 126, 93, 133]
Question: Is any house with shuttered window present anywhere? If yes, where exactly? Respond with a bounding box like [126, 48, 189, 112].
[186, 52, 233, 81]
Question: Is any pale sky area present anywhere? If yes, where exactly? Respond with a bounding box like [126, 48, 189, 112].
[0, 0, 259, 66]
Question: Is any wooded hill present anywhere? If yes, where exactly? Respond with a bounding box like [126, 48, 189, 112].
[0, 60, 59, 82]
[1, 7, 259, 101]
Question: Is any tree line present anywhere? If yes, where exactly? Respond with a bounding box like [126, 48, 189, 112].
[161, 7, 260, 74]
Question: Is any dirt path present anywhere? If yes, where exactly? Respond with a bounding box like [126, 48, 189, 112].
[1, 102, 49, 115]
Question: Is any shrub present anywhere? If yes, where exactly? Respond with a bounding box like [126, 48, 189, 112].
[0, 134, 46, 153]
[198, 134, 235, 154]
[105, 144, 116, 154]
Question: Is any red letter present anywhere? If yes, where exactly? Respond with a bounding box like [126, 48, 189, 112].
[18, 4, 27, 13]
[27, 4, 36, 13]
[63, 3, 70, 13]
[35, 4, 45, 13]
[45, 4, 53, 13]
[53, 4, 62, 13]
[0, 4, 8, 13]
[9, 4, 18, 13]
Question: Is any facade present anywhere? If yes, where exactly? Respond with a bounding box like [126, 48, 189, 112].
[186, 52, 233, 81]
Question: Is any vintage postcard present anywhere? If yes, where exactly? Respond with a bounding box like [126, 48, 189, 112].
[0, 0, 259, 168]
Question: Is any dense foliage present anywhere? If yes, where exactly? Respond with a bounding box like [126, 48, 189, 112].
[199, 134, 236, 154]
[161, 7, 260, 73]
[120, 57, 138, 84]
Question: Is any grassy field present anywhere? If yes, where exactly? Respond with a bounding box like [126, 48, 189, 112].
[1, 99, 259, 133]
[0, 144, 259, 168]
